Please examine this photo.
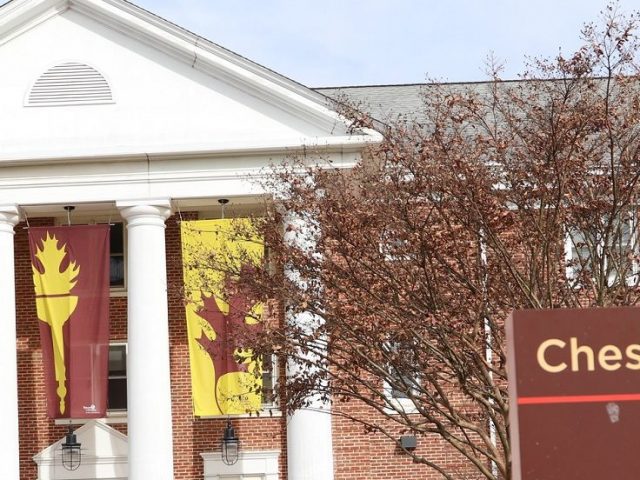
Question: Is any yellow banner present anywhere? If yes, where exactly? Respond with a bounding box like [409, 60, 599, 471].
[181, 219, 264, 416]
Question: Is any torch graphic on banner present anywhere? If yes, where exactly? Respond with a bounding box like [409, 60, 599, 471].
[32, 233, 80, 415]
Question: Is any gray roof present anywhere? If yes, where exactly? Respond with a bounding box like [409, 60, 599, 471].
[315, 82, 496, 124]
[316, 84, 427, 123]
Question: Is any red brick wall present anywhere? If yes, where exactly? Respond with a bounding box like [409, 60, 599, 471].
[332, 394, 477, 479]
[15, 214, 471, 479]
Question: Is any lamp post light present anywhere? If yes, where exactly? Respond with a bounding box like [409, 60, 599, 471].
[61, 425, 81, 471]
[221, 419, 240, 465]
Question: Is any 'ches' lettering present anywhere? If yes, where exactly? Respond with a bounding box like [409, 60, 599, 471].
[536, 337, 640, 373]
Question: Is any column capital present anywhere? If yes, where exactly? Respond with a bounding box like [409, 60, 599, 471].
[116, 199, 172, 227]
[0, 205, 21, 234]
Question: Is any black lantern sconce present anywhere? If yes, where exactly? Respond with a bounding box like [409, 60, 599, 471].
[399, 435, 417, 452]
[221, 419, 240, 465]
[61, 425, 82, 471]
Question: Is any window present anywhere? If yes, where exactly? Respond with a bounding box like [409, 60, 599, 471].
[565, 213, 638, 286]
[107, 343, 127, 412]
[54, 219, 126, 291]
[54, 342, 128, 424]
[379, 228, 413, 261]
[385, 368, 419, 402]
[382, 341, 420, 413]
[389, 374, 416, 399]
[383, 378, 419, 414]
[260, 355, 276, 408]
[110, 223, 125, 289]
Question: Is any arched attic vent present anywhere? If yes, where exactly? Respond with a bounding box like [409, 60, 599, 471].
[26, 62, 114, 106]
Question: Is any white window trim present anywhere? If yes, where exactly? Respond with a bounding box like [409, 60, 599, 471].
[383, 380, 419, 415]
[201, 450, 280, 480]
[107, 341, 128, 417]
[55, 341, 129, 426]
[109, 220, 128, 295]
[381, 340, 420, 415]
[378, 228, 414, 262]
[260, 353, 279, 412]
[565, 214, 639, 287]
[198, 353, 282, 419]
[565, 228, 587, 285]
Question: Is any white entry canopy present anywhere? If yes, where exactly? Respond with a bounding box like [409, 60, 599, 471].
[33, 420, 128, 480]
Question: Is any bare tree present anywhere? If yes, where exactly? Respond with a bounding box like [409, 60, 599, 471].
[192, 5, 640, 479]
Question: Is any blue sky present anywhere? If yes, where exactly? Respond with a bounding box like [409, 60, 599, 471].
[131, 0, 634, 86]
[2, 0, 637, 86]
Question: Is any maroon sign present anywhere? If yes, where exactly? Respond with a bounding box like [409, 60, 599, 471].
[507, 307, 640, 480]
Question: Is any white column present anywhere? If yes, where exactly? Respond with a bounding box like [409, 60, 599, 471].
[284, 213, 334, 480]
[286, 342, 335, 480]
[0, 206, 20, 480]
[117, 200, 174, 480]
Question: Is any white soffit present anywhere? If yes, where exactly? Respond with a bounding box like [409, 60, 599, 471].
[0, 0, 381, 163]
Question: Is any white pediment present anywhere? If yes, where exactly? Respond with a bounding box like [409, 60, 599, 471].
[0, 0, 378, 163]
[33, 420, 128, 479]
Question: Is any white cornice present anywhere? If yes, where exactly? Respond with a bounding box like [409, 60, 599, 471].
[0, 162, 357, 191]
[0, 134, 380, 167]
[0, 0, 68, 46]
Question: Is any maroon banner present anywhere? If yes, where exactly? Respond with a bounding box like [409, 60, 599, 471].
[29, 225, 110, 419]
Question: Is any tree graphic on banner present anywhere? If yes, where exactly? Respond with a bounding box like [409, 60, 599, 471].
[195, 286, 262, 414]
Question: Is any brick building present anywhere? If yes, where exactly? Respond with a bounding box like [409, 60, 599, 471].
[0, 0, 454, 479]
